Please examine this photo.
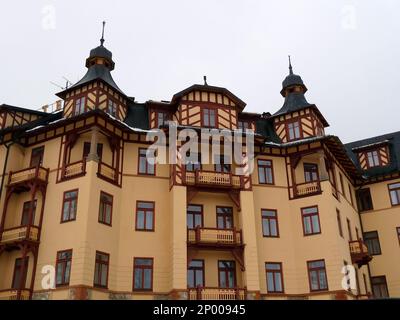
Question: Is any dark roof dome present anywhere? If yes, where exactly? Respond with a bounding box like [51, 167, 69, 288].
[280, 57, 307, 96]
[89, 45, 113, 60]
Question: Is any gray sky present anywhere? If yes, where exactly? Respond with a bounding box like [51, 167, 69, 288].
[0, 0, 399, 143]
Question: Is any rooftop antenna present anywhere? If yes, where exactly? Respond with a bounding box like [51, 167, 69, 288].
[203, 75, 208, 86]
[288, 55, 293, 75]
[50, 81, 66, 90]
[100, 21, 106, 46]
[62, 76, 73, 89]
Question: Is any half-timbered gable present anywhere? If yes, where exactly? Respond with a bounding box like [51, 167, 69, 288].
[0, 105, 46, 131]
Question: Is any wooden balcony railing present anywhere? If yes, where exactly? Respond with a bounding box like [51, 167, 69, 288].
[0, 226, 40, 244]
[187, 227, 243, 247]
[185, 170, 243, 189]
[349, 240, 372, 267]
[0, 289, 30, 300]
[188, 287, 246, 300]
[97, 162, 118, 184]
[8, 166, 49, 186]
[357, 293, 372, 300]
[294, 181, 321, 197]
[62, 160, 86, 180]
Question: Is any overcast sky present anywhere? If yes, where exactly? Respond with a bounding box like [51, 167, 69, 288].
[0, 1, 399, 143]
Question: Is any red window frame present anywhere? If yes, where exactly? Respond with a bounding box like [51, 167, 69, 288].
[216, 206, 234, 230]
[83, 142, 103, 161]
[73, 97, 86, 116]
[363, 231, 382, 255]
[61, 189, 78, 223]
[30, 146, 45, 167]
[202, 108, 216, 128]
[286, 120, 302, 141]
[11, 257, 29, 290]
[187, 259, 205, 288]
[257, 159, 274, 185]
[366, 150, 381, 168]
[107, 99, 118, 117]
[339, 173, 345, 196]
[55, 250, 72, 287]
[261, 209, 279, 238]
[348, 184, 354, 206]
[304, 163, 319, 182]
[138, 148, 155, 175]
[371, 276, 389, 298]
[135, 201, 155, 232]
[21, 200, 37, 226]
[307, 259, 328, 292]
[265, 262, 284, 293]
[301, 206, 321, 236]
[133, 257, 154, 291]
[347, 218, 353, 241]
[336, 209, 343, 238]
[98, 191, 113, 226]
[155, 111, 169, 128]
[397, 227, 400, 246]
[218, 260, 236, 289]
[388, 183, 400, 206]
[94, 251, 109, 288]
[187, 205, 203, 230]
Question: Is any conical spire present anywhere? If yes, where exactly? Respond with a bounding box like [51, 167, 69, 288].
[100, 21, 106, 47]
[288, 55, 293, 75]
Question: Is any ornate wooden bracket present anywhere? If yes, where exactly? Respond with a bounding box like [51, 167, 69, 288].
[66, 132, 79, 149]
[231, 248, 245, 271]
[228, 191, 241, 211]
[187, 248, 198, 265]
[187, 187, 198, 204]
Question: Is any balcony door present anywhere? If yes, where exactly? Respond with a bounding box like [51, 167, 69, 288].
[304, 163, 319, 182]
[218, 260, 236, 288]
[187, 260, 205, 288]
[21, 201, 37, 226]
[83, 142, 103, 161]
[11, 257, 29, 290]
[30, 146, 44, 167]
[215, 155, 231, 173]
[187, 205, 203, 230]
[217, 207, 234, 229]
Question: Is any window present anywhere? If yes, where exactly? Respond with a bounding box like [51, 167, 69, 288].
[185, 153, 201, 172]
[133, 258, 153, 291]
[61, 190, 78, 223]
[357, 188, 374, 212]
[56, 250, 72, 287]
[30, 146, 44, 167]
[363, 274, 369, 295]
[355, 227, 360, 240]
[371, 276, 389, 299]
[307, 260, 328, 292]
[12, 257, 29, 290]
[215, 155, 231, 173]
[74, 97, 86, 116]
[83, 142, 103, 160]
[136, 201, 155, 231]
[366, 150, 380, 168]
[238, 120, 252, 131]
[99, 192, 113, 226]
[21, 200, 37, 226]
[107, 100, 117, 117]
[364, 231, 381, 255]
[348, 184, 354, 206]
[397, 227, 400, 245]
[217, 207, 234, 229]
[339, 173, 345, 196]
[94, 251, 109, 288]
[258, 159, 274, 185]
[261, 209, 279, 237]
[138, 148, 155, 175]
[187, 205, 203, 229]
[156, 111, 169, 127]
[218, 261, 236, 288]
[304, 163, 319, 182]
[336, 209, 343, 238]
[347, 219, 352, 241]
[188, 260, 204, 288]
[301, 206, 321, 236]
[287, 121, 301, 141]
[265, 263, 284, 293]
[202, 108, 216, 127]
[388, 183, 400, 206]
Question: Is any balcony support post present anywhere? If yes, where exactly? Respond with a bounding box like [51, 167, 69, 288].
[26, 183, 38, 239]
[17, 244, 29, 300]
[86, 126, 100, 162]
[0, 189, 13, 242]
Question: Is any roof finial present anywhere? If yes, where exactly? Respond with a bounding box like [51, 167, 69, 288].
[100, 21, 106, 46]
[288, 55, 293, 75]
[203, 75, 208, 86]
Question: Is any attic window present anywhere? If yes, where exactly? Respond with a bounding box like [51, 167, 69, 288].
[107, 100, 117, 117]
[287, 120, 301, 141]
[366, 150, 380, 168]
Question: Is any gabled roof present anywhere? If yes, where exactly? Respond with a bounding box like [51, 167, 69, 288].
[56, 64, 129, 100]
[345, 131, 400, 178]
[171, 84, 247, 110]
[0, 104, 48, 116]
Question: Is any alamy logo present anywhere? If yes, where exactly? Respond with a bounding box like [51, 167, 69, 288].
[341, 265, 357, 291]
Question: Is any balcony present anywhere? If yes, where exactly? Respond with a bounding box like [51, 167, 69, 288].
[97, 162, 119, 185]
[349, 240, 372, 267]
[187, 227, 243, 248]
[62, 160, 86, 180]
[0, 226, 40, 245]
[185, 170, 243, 189]
[8, 166, 49, 190]
[0, 289, 30, 300]
[294, 181, 321, 198]
[188, 287, 246, 300]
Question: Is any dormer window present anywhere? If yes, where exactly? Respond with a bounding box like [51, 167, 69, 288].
[238, 120, 253, 131]
[107, 100, 117, 117]
[287, 120, 301, 141]
[366, 150, 380, 168]
[156, 111, 169, 128]
[202, 108, 216, 128]
[74, 97, 86, 116]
